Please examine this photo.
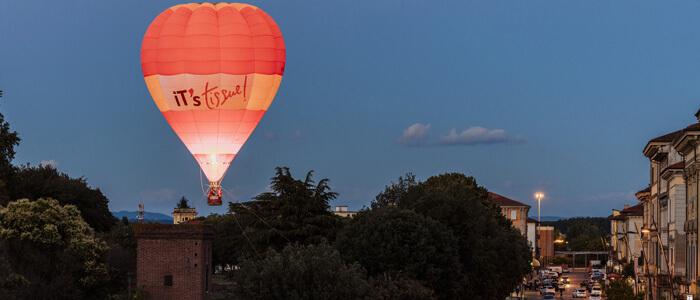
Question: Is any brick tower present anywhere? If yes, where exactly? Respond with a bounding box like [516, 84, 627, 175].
[134, 224, 214, 300]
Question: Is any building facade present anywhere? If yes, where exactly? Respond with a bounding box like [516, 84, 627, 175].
[638, 108, 700, 299]
[173, 207, 197, 224]
[333, 205, 357, 218]
[527, 218, 538, 258]
[673, 116, 700, 297]
[489, 192, 530, 235]
[610, 204, 644, 264]
[489, 192, 542, 261]
[610, 202, 644, 293]
[537, 226, 555, 265]
[134, 224, 214, 300]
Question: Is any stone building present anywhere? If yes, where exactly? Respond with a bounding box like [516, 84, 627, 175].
[637, 108, 700, 299]
[489, 192, 530, 235]
[643, 127, 687, 299]
[333, 205, 357, 218]
[610, 202, 645, 293]
[672, 110, 700, 298]
[527, 218, 538, 258]
[173, 207, 197, 224]
[610, 203, 644, 264]
[537, 226, 555, 265]
[134, 224, 214, 300]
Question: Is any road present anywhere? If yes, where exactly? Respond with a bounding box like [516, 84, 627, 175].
[517, 270, 604, 300]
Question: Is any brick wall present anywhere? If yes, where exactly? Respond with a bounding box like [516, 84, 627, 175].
[134, 224, 214, 300]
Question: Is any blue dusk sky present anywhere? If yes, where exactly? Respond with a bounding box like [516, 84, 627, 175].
[1, 1, 698, 217]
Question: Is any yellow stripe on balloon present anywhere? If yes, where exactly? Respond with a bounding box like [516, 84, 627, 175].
[144, 74, 282, 112]
[144, 75, 168, 111]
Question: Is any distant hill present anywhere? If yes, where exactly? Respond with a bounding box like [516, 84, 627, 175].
[542, 217, 610, 235]
[540, 216, 562, 222]
[112, 210, 172, 224]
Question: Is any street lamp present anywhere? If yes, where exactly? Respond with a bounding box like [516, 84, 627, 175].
[534, 192, 544, 224]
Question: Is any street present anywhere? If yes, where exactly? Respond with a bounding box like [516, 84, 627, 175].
[518, 270, 605, 300]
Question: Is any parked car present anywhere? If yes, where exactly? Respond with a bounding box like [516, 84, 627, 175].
[572, 288, 587, 298]
[563, 265, 571, 273]
[540, 285, 556, 295]
[590, 285, 602, 297]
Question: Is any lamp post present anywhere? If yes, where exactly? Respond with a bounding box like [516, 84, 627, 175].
[534, 191, 545, 266]
[534, 192, 544, 224]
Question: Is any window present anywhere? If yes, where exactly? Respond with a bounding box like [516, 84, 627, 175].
[164, 275, 173, 286]
[511, 210, 517, 220]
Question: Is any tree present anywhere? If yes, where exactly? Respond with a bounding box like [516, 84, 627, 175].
[176, 196, 191, 209]
[369, 274, 436, 300]
[232, 243, 371, 300]
[566, 221, 606, 251]
[100, 218, 136, 297]
[0, 109, 20, 203]
[387, 173, 532, 300]
[6, 165, 116, 232]
[223, 167, 343, 259]
[371, 173, 417, 209]
[0, 198, 109, 299]
[605, 280, 637, 300]
[336, 208, 461, 299]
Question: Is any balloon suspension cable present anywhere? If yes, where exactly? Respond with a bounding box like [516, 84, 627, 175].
[199, 169, 207, 197]
[221, 186, 291, 243]
[229, 204, 262, 260]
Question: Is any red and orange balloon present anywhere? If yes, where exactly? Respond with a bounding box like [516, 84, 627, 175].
[141, 3, 285, 205]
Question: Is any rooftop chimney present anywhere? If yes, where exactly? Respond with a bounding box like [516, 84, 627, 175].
[696, 108, 700, 122]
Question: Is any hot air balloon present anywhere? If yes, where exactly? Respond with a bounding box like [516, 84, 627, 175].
[141, 3, 285, 205]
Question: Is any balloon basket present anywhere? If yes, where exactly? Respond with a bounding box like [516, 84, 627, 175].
[207, 183, 222, 206]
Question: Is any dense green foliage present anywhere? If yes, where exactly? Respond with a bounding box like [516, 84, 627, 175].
[370, 173, 532, 300]
[0, 198, 109, 299]
[0, 111, 19, 204]
[369, 274, 436, 300]
[233, 243, 371, 300]
[0, 109, 131, 298]
[544, 217, 609, 251]
[370, 173, 417, 209]
[605, 280, 638, 300]
[5, 165, 117, 232]
[206, 167, 344, 267]
[336, 208, 461, 299]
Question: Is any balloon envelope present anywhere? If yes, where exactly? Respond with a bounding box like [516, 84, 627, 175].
[141, 3, 285, 204]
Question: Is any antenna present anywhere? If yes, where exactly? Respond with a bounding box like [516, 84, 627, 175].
[137, 202, 145, 223]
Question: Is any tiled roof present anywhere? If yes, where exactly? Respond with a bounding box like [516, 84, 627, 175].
[649, 130, 684, 143]
[684, 123, 700, 131]
[489, 192, 530, 208]
[637, 187, 650, 194]
[620, 203, 644, 216]
[608, 214, 624, 221]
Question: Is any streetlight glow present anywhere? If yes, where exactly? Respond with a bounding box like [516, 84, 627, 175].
[534, 192, 545, 224]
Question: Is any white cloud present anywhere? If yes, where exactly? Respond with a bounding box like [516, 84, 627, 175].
[398, 123, 431, 146]
[439, 126, 523, 146]
[39, 160, 58, 168]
